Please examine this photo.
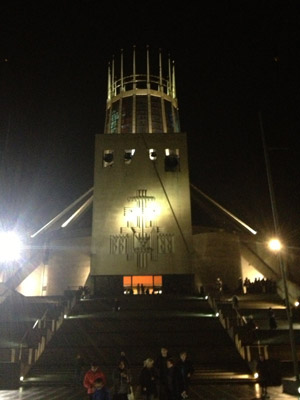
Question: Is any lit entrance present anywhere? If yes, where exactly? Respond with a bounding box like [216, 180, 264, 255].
[123, 275, 162, 294]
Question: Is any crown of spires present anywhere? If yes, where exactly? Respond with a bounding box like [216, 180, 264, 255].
[106, 46, 177, 101]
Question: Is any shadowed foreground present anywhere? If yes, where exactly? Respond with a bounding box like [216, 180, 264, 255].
[0, 383, 298, 400]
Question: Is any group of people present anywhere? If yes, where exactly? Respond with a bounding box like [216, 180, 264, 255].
[149, 347, 194, 400]
[246, 307, 278, 332]
[80, 347, 194, 400]
[243, 277, 277, 294]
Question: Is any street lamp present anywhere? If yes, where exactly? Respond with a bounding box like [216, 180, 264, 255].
[259, 111, 299, 389]
[268, 237, 299, 384]
[268, 238, 282, 252]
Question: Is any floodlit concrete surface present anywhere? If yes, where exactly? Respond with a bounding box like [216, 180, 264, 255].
[0, 384, 299, 400]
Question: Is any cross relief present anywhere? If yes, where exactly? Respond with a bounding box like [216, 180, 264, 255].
[110, 189, 174, 268]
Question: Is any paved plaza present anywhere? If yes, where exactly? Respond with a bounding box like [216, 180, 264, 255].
[0, 383, 299, 400]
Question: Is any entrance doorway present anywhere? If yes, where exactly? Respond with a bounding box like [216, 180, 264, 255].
[123, 275, 162, 295]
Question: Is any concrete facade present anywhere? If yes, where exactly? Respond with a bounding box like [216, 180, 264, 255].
[91, 132, 193, 277]
[193, 230, 242, 291]
[17, 235, 90, 296]
[11, 47, 296, 298]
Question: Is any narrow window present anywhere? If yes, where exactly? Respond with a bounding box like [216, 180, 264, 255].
[164, 149, 180, 171]
[103, 150, 114, 167]
[124, 149, 135, 164]
[149, 149, 157, 161]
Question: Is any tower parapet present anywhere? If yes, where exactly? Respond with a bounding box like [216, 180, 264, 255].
[104, 46, 180, 134]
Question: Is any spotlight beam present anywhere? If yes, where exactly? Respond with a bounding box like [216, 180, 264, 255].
[61, 195, 93, 228]
[190, 183, 257, 235]
[31, 187, 94, 238]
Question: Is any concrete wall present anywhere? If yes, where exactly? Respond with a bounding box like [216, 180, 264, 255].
[192, 230, 242, 291]
[240, 255, 264, 283]
[241, 240, 280, 279]
[91, 132, 193, 276]
[17, 236, 91, 296]
[243, 240, 300, 286]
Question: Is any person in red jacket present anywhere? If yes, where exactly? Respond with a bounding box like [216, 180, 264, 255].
[84, 361, 106, 400]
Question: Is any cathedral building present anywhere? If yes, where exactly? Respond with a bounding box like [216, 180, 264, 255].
[5, 47, 293, 300]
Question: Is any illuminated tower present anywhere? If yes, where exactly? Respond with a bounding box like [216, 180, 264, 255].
[91, 47, 193, 294]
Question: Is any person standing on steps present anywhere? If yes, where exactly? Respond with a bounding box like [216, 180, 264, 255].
[166, 358, 185, 400]
[232, 295, 239, 310]
[83, 361, 106, 400]
[119, 351, 130, 369]
[256, 353, 270, 399]
[176, 351, 194, 395]
[92, 377, 111, 400]
[74, 353, 85, 385]
[155, 347, 170, 400]
[268, 307, 277, 330]
[139, 358, 158, 400]
[112, 360, 132, 400]
[215, 277, 223, 299]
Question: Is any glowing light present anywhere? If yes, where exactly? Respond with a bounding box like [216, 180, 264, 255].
[125, 208, 140, 222]
[149, 149, 157, 160]
[64, 314, 67, 319]
[125, 203, 159, 223]
[0, 231, 22, 262]
[295, 301, 300, 308]
[254, 372, 259, 379]
[125, 149, 135, 157]
[32, 319, 39, 329]
[20, 376, 24, 381]
[215, 312, 219, 317]
[268, 238, 282, 252]
[144, 204, 159, 219]
[61, 196, 93, 228]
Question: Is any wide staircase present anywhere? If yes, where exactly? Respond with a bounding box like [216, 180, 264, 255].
[211, 292, 300, 380]
[22, 294, 252, 388]
[0, 291, 68, 389]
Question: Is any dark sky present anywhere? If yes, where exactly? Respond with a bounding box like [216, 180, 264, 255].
[1, 0, 300, 246]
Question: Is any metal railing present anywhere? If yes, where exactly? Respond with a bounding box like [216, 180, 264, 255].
[208, 294, 269, 364]
[8, 291, 79, 378]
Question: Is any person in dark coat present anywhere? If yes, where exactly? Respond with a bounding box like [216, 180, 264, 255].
[232, 295, 239, 310]
[74, 353, 85, 385]
[139, 358, 157, 400]
[246, 315, 258, 343]
[155, 347, 169, 400]
[177, 351, 194, 393]
[256, 354, 270, 399]
[112, 360, 131, 400]
[166, 358, 185, 400]
[92, 378, 111, 400]
[268, 307, 277, 330]
[119, 351, 130, 369]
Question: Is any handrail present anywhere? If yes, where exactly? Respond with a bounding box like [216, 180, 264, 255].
[208, 293, 268, 364]
[112, 73, 170, 95]
[17, 289, 80, 377]
[18, 308, 50, 362]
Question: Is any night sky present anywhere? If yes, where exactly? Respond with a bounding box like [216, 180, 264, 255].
[1, 1, 300, 247]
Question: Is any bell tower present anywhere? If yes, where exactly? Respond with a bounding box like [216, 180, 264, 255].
[91, 46, 193, 294]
